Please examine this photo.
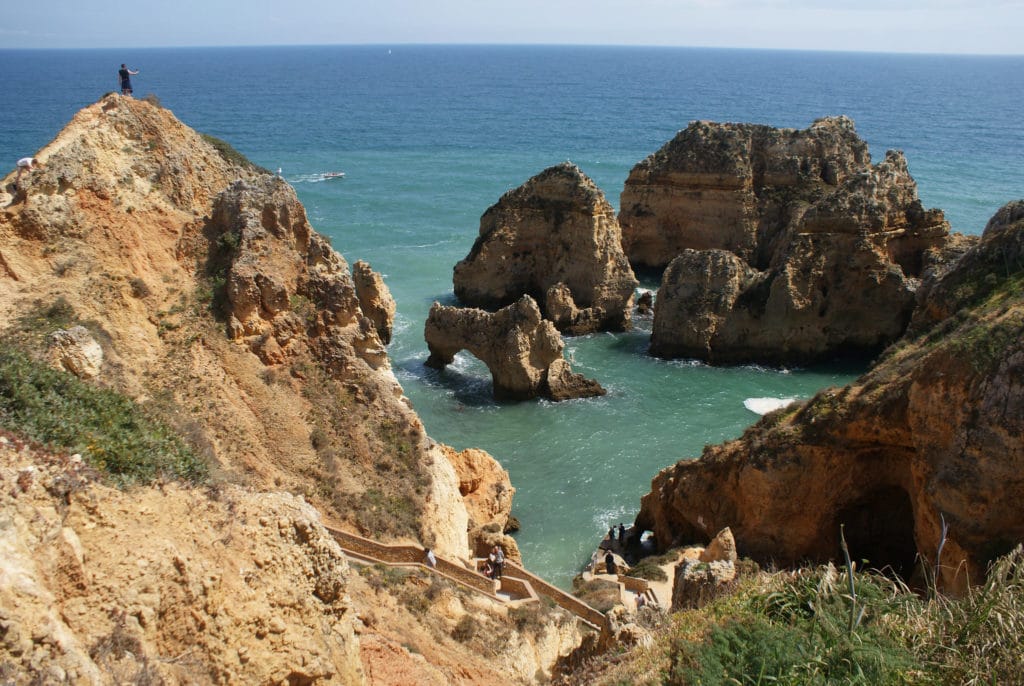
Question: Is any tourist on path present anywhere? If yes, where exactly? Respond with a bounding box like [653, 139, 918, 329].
[119, 64, 139, 96]
[424, 548, 437, 568]
[484, 555, 496, 580]
[493, 544, 505, 579]
[605, 550, 617, 576]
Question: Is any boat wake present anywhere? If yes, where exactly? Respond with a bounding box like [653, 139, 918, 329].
[285, 172, 346, 184]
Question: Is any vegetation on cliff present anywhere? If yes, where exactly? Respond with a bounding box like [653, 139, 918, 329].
[0, 347, 207, 485]
[571, 548, 1024, 685]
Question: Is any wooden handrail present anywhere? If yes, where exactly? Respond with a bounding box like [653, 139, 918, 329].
[325, 526, 606, 630]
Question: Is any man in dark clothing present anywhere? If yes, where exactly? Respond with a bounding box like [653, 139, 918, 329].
[119, 64, 139, 96]
[493, 545, 505, 579]
[605, 550, 617, 576]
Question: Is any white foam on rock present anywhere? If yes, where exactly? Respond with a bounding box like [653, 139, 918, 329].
[744, 397, 797, 415]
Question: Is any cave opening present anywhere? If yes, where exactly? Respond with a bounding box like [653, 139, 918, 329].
[835, 485, 918, 580]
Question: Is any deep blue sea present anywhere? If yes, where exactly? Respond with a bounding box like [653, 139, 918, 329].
[2, 45, 1021, 587]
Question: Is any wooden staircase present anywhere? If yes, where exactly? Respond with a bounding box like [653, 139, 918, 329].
[327, 526, 607, 631]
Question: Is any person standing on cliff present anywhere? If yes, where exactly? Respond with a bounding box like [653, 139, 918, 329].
[119, 64, 139, 96]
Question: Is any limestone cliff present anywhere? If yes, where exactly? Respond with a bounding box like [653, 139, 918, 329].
[0, 434, 364, 685]
[352, 260, 396, 345]
[620, 117, 957, 364]
[0, 94, 476, 560]
[424, 296, 606, 402]
[453, 162, 638, 335]
[0, 93, 591, 685]
[636, 201, 1024, 591]
[444, 445, 522, 562]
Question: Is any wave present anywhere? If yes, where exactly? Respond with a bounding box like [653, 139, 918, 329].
[743, 397, 797, 415]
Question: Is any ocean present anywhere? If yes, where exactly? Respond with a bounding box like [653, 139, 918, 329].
[2, 45, 1021, 587]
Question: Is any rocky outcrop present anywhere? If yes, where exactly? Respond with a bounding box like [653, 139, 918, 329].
[424, 296, 606, 401]
[352, 260, 396, 345]
[0, 94, 601, 686]
[698, 527, 737, 564]
[620, 117, 956, 364]
[453, 163, 638, 334]
[444, 445, 515, 531]
[671, 559, 737, 611]
[46, 326, 103, 378]
[636, 202, 1024, 591]
[216, 177, 389, 371]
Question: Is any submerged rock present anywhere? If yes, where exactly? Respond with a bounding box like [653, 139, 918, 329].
[453, 162, 638, 334]
[424, 295, 605, 401]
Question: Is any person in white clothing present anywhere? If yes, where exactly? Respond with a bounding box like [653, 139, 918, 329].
[14, 157, 42, 191]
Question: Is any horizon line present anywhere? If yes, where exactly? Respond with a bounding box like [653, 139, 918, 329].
[2, 41, 1022, 59]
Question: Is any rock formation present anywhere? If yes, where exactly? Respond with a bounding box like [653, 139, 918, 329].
[636, 201, 1024, 591]
[671, 559, 737, 611]
[453, 162, 638, 334]
[216, 176, 389, 371]
[424, 296, 606, 401]
[444, 445, 516, 531]
[352, 260, 396, 345]
[619, 117, 957, 363]
[46, 326, 103, 378]
[0, 93, 599, 686]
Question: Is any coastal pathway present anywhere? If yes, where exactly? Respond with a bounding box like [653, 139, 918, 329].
[326, 526, 607, 632]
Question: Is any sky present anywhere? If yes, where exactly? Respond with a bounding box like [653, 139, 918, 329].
[2, 0, 1023, 55]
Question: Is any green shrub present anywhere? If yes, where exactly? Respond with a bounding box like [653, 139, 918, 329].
[451, 614, 480, 642]
[0, 348, 207, 485]
[626, 559, 669, 582]
[509, 604, 547, 633]
[572, 576, 621, 613]
[200, 133, 271, 174]
[359, 563, 412, 591]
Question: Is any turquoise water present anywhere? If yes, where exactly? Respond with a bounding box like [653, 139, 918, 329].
[2, 46, 1021, 587]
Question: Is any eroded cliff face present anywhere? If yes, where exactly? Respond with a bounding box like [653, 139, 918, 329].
[0, 435, 364, 685]
[453, 162, 638, 335]
[0, 94, 483, 559]
[621, 117, 957, 364]
[636, 201, 1024, 591]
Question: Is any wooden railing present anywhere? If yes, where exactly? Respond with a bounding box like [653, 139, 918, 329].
[503, 561, 606, 629]
[326, 526, 606, 631]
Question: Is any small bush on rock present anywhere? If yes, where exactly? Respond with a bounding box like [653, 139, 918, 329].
[625, 559, 669, 582]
